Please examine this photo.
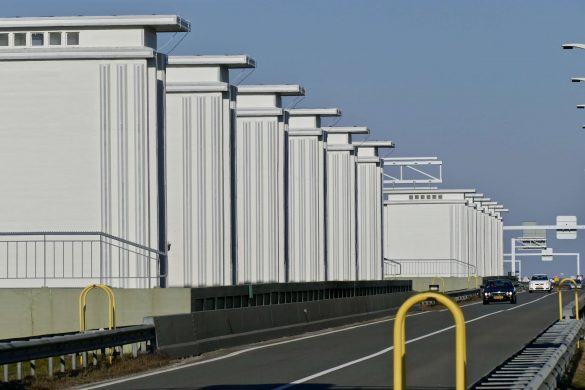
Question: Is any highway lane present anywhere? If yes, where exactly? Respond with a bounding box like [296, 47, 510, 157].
[84, 290, 569, 390]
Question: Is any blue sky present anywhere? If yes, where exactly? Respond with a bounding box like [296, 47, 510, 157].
[5, 0, 585, 277]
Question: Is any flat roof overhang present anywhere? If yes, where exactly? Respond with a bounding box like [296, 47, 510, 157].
[384, 188, 476, 194]
[355, 141, 395, 148]
[0, 15, 191, 32]
[237, 84, 305, 96]
[167, 54, 256, 68]
[288, 108, 341, 117]
[323, 126, 369, 134]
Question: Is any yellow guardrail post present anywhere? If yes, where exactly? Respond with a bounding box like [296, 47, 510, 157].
[558, 278, 579, 321]
[393, 292, 466, 390]
[79, 284, 117, 363]
[432, 276, 445, 292]
[79, 284, 116, 332]
[558, 278, 580, 349]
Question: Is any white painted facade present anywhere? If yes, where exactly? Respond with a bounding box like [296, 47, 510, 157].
[383, 189, 504, 277]
[0, 15, 190, 287]
[355, 142, 394, 280]
[286, 108, 341, 282]
[323, 127, 369, 281]
[235, 85, 305, 284]
[165, 55, 255, 287]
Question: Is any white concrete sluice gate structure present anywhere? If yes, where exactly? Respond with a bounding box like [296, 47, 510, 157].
[165, 55, 255, 287]
[355, 142, 394, 280]
[286, 108, 340, 282]
[383, 189, 504, 278]
[0, 14, 507, 289]
[235, 85, 304, 284]
[323, 126, 369, 281]
[0, 15, 190, 288]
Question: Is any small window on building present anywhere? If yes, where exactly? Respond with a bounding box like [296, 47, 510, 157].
[66, 32, 79, 46]
[13, 33, 26, 46]
[0, 33, 8, 46]
[49, 32, 61, 45]
[31, 33, 44, 46]
[414, 195, 419, 200]
[426, 195, 431, 199]
[432, 195, 437, 199]
[409, 195, 413, 200]
[438, 195, 443, 199]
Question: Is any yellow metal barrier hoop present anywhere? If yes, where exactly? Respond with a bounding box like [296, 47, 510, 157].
[558, 278, 579, 321]
[79, 284, 116, 332]
[393, 292, 466, 390]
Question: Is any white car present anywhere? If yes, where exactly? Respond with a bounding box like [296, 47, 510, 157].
[529, 274, 552, 293]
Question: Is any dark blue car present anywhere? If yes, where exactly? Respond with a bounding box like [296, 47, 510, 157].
[483, 279, 517, 304]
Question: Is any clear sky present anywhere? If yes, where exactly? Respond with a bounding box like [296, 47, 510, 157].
[5, 0, 585, 278]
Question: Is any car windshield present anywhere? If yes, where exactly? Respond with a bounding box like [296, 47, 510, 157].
[486, 280, 513, 288]
[531, 275, 548, 281]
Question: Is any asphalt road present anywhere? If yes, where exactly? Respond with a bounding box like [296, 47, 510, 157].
[84, 290, 569, 390]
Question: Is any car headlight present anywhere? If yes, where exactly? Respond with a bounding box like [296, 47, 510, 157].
[506, 291, 512, 295]
[484, 292, 490, 297]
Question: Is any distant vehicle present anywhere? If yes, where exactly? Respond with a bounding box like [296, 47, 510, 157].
[483, 279, 517, 304]
[529, 274, 552, 293]
[570, 279, 583, 289]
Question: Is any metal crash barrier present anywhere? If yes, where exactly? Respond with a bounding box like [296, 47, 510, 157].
[393, 291, 467, 390]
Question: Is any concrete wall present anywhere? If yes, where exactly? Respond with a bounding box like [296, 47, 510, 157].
[0, 287, 190, 340]
[386, 276, 481, 292]
[152, 291, 413, 358]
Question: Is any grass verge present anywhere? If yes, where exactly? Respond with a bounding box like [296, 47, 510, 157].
[0, 353, 170, 390]
[569, 348, 585, 389]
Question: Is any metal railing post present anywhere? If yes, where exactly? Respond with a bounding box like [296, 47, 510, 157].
[60, 356, 65, 373]
[43, 234, 47, 287]
[393, 292, 466, 390]
[47, 357, 53, 378]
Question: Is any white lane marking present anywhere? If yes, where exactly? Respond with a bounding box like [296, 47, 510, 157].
[79, 291, 539, 390]
[271, 293, 553, 390]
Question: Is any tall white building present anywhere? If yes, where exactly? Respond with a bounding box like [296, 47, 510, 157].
[235, 85, 305, 284]
[0, 15, 190, 287]
[355, 141, 394, 280]
[287, 108, 341, 282]
[383, 189, 504, 277]
[323, 126, 369, 281]
[165, 55, 255, 287]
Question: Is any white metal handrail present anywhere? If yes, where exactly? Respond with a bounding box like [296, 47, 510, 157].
[383, 258, 477, 277]
[0, 232, 165, 288]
